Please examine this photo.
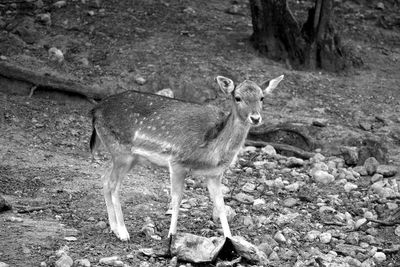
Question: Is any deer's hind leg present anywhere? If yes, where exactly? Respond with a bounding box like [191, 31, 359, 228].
[103, 154, 137, 241]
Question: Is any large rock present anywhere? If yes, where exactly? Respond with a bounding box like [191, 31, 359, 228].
[363, 157, 379, 175]
[376, 165, 398, 177]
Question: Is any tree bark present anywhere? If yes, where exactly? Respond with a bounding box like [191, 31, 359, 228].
[249, 0, 348, 71]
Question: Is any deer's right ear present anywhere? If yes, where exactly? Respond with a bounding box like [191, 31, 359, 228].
[216, 76, 235, 95]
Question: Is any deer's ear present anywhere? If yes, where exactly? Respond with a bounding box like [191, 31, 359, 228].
[262, 75, 284, 94]
[216, 76, 235, 94]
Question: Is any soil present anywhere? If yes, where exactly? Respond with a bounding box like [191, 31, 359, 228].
[0, 0, 400, 266]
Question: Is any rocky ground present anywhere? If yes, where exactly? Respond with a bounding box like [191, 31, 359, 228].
[0, 0, 400, 266]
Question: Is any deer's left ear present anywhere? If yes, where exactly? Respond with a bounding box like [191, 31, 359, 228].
[262, 75, 284, 94]
[216, 76, 235, 95]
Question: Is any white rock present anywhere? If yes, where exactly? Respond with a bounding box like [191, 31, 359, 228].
[64, 236, 77, 241]
[134, 75, 146, 85]
[395, 225, 400, 237]
[285, 182, 300, 192]
[319, 232, 332, 244]
[261, 145, 276, 156]
[156, 88, 174, 98]
[48, 47, 64, 62]
[75, 259, 91, 267]
[53, 0, 66, 8]
[242, 182, 256, 192]
[253, 198, 266, 206]
[312, 170, 335, 184]
[373, 252, 386, 263]
[242, 146, 257, 152]
[305, 230, 321, 242]
[311, 153, 325, 163]
[99, 256, 123, 266]
[355, 218, 367, 229]
[55, 254, 73, 267]
[273, 231, 286, 243]
[0, 262, 10, 267]
[344, 182, 358, 193]
[235, 192, 254, 203]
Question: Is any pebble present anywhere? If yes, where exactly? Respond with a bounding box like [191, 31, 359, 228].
[376, 2, 385, 10]
[0, 263, 9, 267]
[370, 173, 383, 183]
[156, 88, 174, 98]
[312, 170, 335, 184]
[274, 231, 286, 243]
[373, 252, 386, 263]
[55, 254, 73, 267]
[258, 242, 273, 256]
[355, 218, 367, 229]
[261, 145, 276, 156]
[99, 256, 123, 266]
[134, 75, 146, 85]
[285, 182, 300, 192]
[305, 230, 321, 242]
[286, 157, 304, 168]
[253, 198, 266, 206]
[364, 157, 379, 175]
[269, 251, 279, 261]
[242, 182, 256, 192]
[75, 259, 90, 267]
[64, 236, 77, 241]
[48, 47, 64, 62]
[319, 232, 332, 244]
[53, 1, 66, 8]
[36, 13, 51, 26]
[235, 192, 254, 203]
[282, 197, 297, 207]
[5, 216, 23, 222]
[311, 153, 325, 163]
[344, 182, 358, 193]
[96, 221, 107, 229]
[353, 166, 367, 176]
[376, 165, 398, 177]
[395, 225, 400, 236]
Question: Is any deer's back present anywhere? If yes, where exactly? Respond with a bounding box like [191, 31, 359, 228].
[92, 90, 229, 162]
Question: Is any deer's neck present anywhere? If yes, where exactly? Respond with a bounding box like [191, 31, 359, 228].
[211, 109, 250, 164]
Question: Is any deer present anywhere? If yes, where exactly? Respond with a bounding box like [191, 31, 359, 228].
[89, 74, 284, 241]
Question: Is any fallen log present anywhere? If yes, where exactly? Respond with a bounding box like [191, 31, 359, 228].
[0, 60, 108, 100]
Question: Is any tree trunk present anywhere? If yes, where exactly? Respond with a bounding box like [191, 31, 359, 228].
[249, 0, 348, 71]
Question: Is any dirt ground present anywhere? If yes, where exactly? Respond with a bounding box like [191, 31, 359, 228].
[0, 0, 400, 266]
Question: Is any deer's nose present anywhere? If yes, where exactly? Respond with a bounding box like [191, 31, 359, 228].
[249, 114, 261, 125]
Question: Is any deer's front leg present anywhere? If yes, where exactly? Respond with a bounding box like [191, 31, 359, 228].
[207, 174, 232, 238]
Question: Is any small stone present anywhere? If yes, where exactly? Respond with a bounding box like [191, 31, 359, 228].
[75, 259, 90, 267]
[282, 197, 297, 207]
[344, 182, 358, 193]
[134, 75, 146, 85]
[386, 202, 398, 210]
[53, 1, 67, 8]
[0, 195, 12, 212]
[359, 121, 372, 131]
[258, 243, 273, 256]
[395, 225, 400, 237]
[376, 165, 398, 177]
[87, 10, 95, 16]
[305, 230, 321, 242]
[169, 256, 178, 267]
[370, 173, 383, 183]
[341, 146, 358, 166]
[40, 262, 47, 267]
[353, 166, 367, 176]
[345, 232, 360, 245]
[55, 254, 73, 267]
[364, 157, 379, 175]
[235, 192, 254, 203]
[156, 88, 174, 98]
[373, 252, 386, 263]
[253, 198, 266, 206]
[5, 216, 23, 222]
[99, 256, 122, 266]
[286, 157, 304, 168]
[87, 216, 95, 221]
[319, 232, 332, 244]
[261, 145, 276, 156]
[311, 153, 325, 163]
[242, 182, 256, 192]
[36, 13, 51, 25]
[242, 215, 253, 227]
[0, 263, 9, 267]
[355, 218, 367, 229]
[48, 47, 64, 63]
[274, 231, 286, 243]
[285, 182, 300, 192]
[376, 2, 384, 10]
[96, 221, 107, 229]
[64, 236, 77, 241]
[269, 251, 279, 261]
[312, 170, 335, 184]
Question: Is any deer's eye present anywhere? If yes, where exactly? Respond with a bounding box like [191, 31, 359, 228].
[260, 97, 264, 101]
[235, 97, 242, 102]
